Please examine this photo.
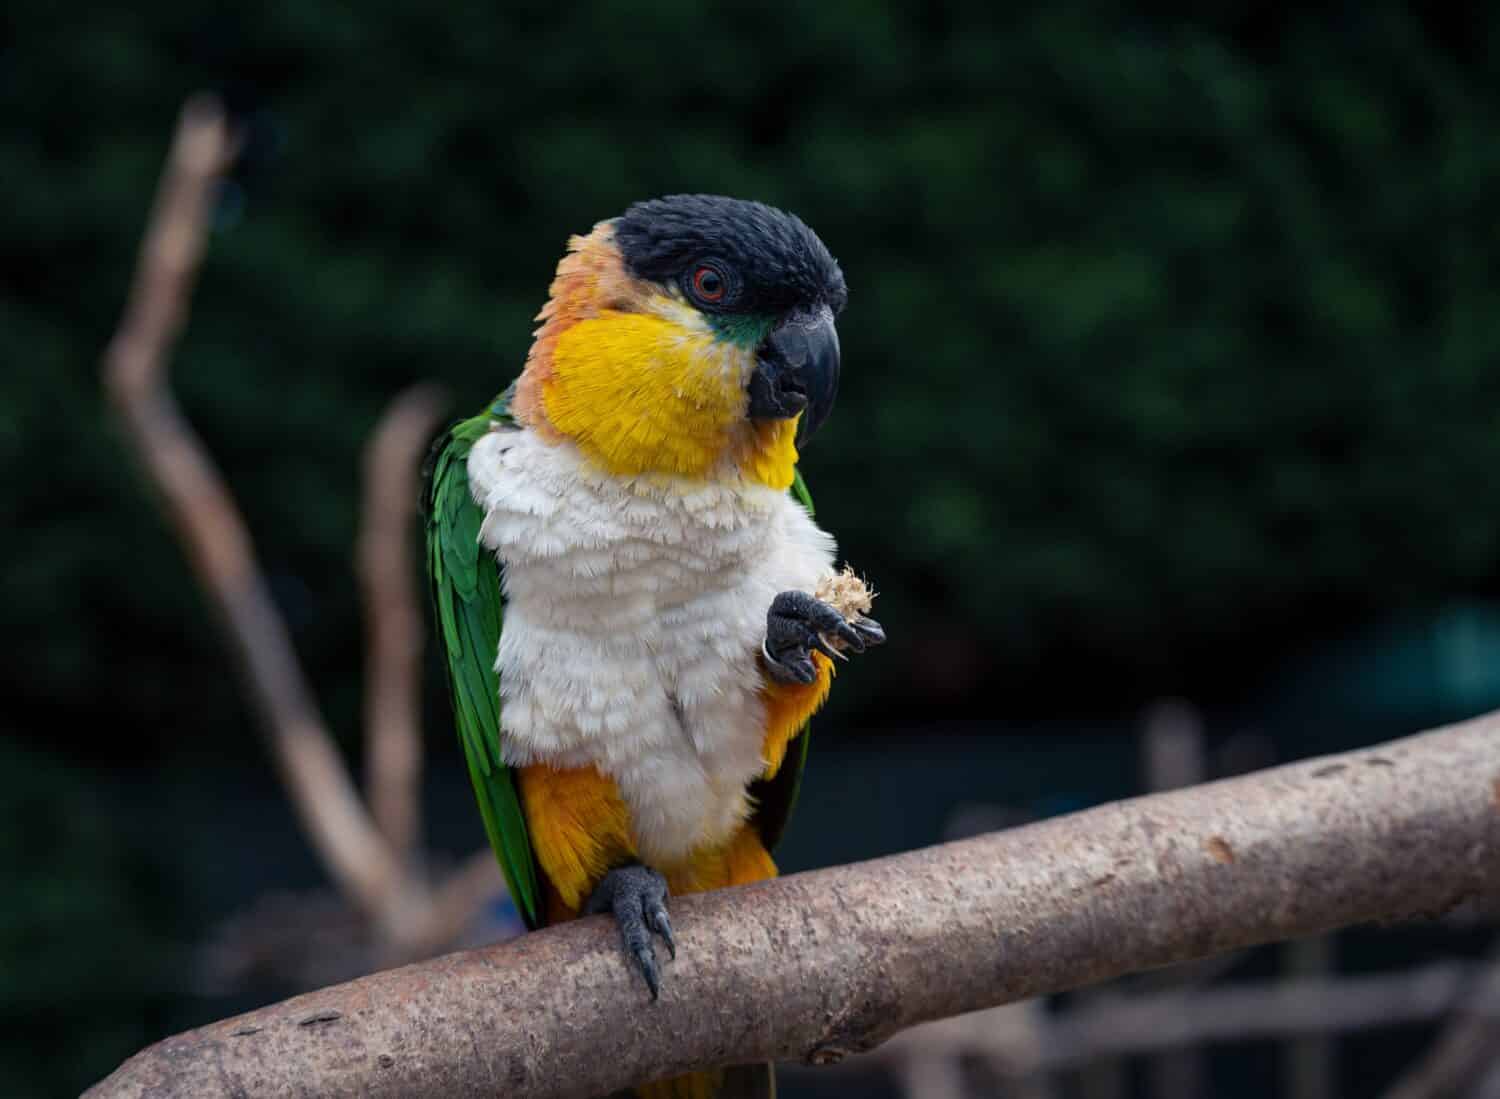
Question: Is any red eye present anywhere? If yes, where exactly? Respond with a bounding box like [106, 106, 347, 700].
[692, 264, 726, 302]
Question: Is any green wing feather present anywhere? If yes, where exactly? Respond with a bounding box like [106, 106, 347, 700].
[749, 470, 817, 854]
[425, 387, 543, 929]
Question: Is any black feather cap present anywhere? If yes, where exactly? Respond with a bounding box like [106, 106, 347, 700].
[615, 194, 847, 316]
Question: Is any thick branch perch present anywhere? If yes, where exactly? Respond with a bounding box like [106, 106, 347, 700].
[89, 714, 1500, 1099]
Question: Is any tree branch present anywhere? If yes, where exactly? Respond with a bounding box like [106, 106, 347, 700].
[1381, 938, 1500, 1099]
[822, 957, 1498, 1076]
[358, 382, 448, 868]
[87, 714, 1500, 1099]
[103, 97, 407, 921]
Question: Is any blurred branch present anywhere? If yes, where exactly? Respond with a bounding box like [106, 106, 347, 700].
[410, 850, 506, 956]
[104, 96, 498, 957]
[1382, 939, 1500, 1099]
[1283, 935, 1336, 1099]
[103, 96, 404, 922]
[358, 383, 448, 868]
[813, 956, 1497, 1082]
[89, 714, 1500, 1098]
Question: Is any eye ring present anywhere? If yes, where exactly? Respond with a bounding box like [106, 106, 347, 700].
[688, 262, 729, 305]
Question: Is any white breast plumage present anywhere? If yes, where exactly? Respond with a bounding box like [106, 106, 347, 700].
[465, 425, 835, 864]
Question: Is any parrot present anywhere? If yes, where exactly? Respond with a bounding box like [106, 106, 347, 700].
[425, 194, 884, 1099]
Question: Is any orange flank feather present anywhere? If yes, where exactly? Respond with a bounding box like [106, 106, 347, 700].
[516, 763, 635, 917]
[660, 818, 780, 896]
[517, 763, 785, 921]
[759, 651, 833, 778]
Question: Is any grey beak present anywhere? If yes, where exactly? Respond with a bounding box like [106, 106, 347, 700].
[747, 306, 840, 446]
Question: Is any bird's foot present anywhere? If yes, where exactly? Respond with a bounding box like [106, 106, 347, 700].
[584, 862, 675, 1000]
[763, 590, 886, 684]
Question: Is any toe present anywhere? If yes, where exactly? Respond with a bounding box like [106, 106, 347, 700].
[646, 902, 675, 960]
[619, 899, 661, 999]
[631, 937, 661, 1000]
[809, 632, 846, 662]
[786, 655, 817, 683]
[831, 619, 867, 652]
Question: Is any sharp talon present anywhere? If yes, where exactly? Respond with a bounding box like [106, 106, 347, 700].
[811, 633, 844, 661]
[854, 617, 886, 645]
[810, 602, 848, 633]
[588, 864, 674, 1000]
[634, 945, 661, 1000]
[650, 906, 676, 960]
[834, 621, 866, 652]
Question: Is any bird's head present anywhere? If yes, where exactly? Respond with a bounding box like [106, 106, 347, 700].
[512, 194, 846, 490]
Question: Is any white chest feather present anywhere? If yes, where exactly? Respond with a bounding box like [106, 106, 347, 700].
[466, 427, 835, 863]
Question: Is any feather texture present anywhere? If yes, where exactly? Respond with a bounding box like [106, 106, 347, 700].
[424, 389, 542, 928]
[467, 426, 833, 867]
[428, 386, 829, 935]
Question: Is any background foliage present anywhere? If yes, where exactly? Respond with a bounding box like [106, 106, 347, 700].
[9, 5, 1500, 744]
[4, 4, 1500, 1095]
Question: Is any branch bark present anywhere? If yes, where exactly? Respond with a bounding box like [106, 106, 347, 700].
[88, 714, 1500, 1099]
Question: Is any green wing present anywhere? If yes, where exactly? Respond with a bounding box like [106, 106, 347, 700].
[424, 387, 542, 929]
[749, 469, 817, 854]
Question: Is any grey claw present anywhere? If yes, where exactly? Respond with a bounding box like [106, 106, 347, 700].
[832, 619, 867, 653]
[648, 904, 676, 960]
[585, 864, 674, 1000]
[852, 616, 886, 646]
[635, 943, 661, 1000]
[810, 632, 845, 662]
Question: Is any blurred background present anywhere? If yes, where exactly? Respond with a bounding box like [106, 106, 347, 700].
[4, 3, 1500, 1097]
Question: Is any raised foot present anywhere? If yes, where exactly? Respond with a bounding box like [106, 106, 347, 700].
[763, 589, 886, 685]
[584, 863, 675, 1000]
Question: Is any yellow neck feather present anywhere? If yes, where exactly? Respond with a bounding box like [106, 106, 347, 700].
[516, 224, 799, 489]
[538, 306, 800, 489]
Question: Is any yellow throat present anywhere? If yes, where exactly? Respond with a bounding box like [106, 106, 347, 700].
[513, 223, 800, 489]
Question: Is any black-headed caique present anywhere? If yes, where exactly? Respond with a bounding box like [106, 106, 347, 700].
[426, 195, 884, 1099]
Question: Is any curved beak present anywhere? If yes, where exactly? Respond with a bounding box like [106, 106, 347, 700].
[746, 306, 841, 447]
